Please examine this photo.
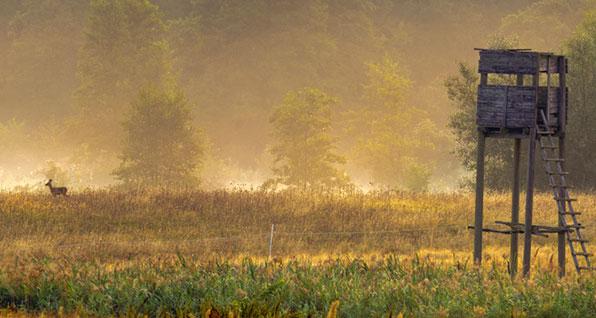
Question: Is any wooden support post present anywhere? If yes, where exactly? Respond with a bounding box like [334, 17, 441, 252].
[546, 56, 551, 126]
[511, 72, 524, 278]
[559, 57, 567, 134]
[523, 128, 537, 277]
[558, 136, 566, 277]
[557, 56, 567, 278]
[523, 68, 540, 278]
[511, 138, 521, 277]
[474, 130, 486, 265]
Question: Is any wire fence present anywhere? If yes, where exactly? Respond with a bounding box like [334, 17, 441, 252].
[0, 223, 467, 254]
[3, 221, 578, 259]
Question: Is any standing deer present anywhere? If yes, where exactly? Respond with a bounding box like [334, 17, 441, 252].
[45, 179, 68, 197]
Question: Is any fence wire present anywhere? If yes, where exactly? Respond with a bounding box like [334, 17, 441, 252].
[2, 223, 467, 251]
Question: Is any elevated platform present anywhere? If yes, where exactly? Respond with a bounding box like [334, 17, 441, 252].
[475, 49, 567, 138]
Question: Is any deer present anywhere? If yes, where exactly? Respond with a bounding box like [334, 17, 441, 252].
[45, 179, 68, 197]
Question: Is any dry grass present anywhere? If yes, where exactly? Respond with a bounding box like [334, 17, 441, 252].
[0, 189, 595, 316]
[0, 189, 594, 271]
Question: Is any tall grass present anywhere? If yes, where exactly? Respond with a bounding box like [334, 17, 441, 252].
[0, 256, 595, 317]
[0, 189, 594, 265]
[0, 189, 595, 316]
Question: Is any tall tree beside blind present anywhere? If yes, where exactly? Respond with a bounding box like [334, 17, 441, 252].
[566, 10, 596, 188]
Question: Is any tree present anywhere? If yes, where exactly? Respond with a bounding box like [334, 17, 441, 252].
[70, 0, 173, 184]
[113, 86, 202, 188]
[349, 57, 445, 191]
[565, 10, 596, 188]
[78, 0, 171, 110]
[266, 88, 348, 189]
[73, 0, 172, 152]
[499, 0, 592, 51]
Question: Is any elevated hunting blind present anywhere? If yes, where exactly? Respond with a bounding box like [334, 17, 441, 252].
[476, 49, 566, 134]
[471, 49, 591, 277]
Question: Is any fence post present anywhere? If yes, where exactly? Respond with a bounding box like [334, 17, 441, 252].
[268, 224, 275, 260]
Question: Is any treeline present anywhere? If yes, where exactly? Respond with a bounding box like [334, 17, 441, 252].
[0, 0, 594, 191]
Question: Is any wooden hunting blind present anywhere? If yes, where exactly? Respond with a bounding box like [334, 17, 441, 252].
[471, 49, 591, 277]
[476, 50, 566, 133]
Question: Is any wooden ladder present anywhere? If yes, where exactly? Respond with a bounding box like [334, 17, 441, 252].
[537, 109, 592, 272]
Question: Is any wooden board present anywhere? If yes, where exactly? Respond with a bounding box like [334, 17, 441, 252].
[537, 87, 560, 113]
[506, 87, 535, 128]
[477, 86, 506, 127]
[477, 86, 536, 128]
[539, 56, 560, 73]
[479, 51, 538, 74]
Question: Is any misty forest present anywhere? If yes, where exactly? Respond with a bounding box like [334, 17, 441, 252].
[1, 0, 595, 192]
[3, 1, 596, 317]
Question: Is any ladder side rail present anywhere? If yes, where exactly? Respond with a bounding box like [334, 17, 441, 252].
[538, 136, 576, 235]
[537, 109, 590, 271]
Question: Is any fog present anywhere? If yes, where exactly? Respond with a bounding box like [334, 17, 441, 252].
[0, 0, 592, 191]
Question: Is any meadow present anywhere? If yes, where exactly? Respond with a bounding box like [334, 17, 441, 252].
[0, 189, 595, 316]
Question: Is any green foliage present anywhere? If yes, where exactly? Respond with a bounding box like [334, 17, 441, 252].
[566, 10, 596, 188]
[499, 0, 595, 51]
[445, 63, 478, 172]
[113, 86, 202, 188]
[267, 88, 348, 189]
[350, 57, 442, 191]
[70, 0, 174, 184]
[1, 0, 595, 189]
[1, 257, 596, 317]
[161, 0, 396, 165]
[74, 0, 171, 146]
[78, 0, 171, 109]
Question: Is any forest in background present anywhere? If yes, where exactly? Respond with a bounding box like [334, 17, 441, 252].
[0, 0, 595, 191]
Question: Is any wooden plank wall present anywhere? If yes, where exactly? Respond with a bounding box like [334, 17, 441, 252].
[506, 87, 535, 127]
[538, 87, 561, 126]
[477, 86, 536, 128]
[477, 86, 506, 127]
[476, 51, 566, 132]
[479, 51, 539, 74]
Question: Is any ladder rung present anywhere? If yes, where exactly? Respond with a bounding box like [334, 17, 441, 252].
[554, 197, 577, 201]
[570, 238, 589, 243]
[574, 252, 593, 257]
[551, 184, 573, 188]
[541, 145, 557, 149]
[545, 158, 565, 162]
[579, 266, 594, 270]
[567, 224, 585, 229]
[561, 212, 581, 215]
[547, 171, 569, 175]
[538, 130, 553, 135]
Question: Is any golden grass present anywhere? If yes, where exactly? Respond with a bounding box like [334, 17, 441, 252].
[0, 189, 594, 272]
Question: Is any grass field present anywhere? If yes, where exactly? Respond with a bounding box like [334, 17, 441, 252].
[0, 189, 595, 316]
